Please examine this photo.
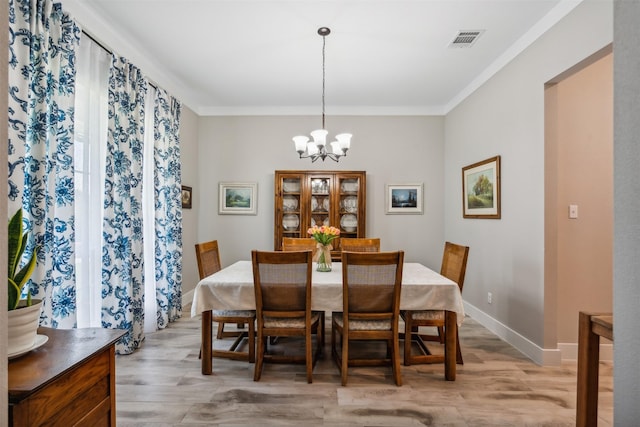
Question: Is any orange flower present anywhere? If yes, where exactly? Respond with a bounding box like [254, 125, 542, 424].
[307, 225, 340, 245]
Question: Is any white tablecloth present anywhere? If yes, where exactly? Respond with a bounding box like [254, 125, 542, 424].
[191, 261, 465, 326]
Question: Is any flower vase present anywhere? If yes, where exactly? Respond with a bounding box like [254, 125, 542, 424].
[316, 245, 332, 272]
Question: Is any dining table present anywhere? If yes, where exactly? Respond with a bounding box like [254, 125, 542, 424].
[191, 260, 465, 380]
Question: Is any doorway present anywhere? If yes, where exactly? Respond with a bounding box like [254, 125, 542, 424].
[544, 46, 613, 360]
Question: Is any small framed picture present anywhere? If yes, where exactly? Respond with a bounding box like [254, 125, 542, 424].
[385, 183, 423, 214]
[219, 182, 258, 215]
[462, 155, 501, 219]
[181, 185, 192, 209]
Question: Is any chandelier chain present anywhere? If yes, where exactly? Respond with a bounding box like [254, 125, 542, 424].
[321, 32, 326, 130]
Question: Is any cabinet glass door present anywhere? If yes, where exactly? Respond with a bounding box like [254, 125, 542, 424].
[310, 177, 331, 230]
[281, 176, 302, 238]
[338, 176, 360, 236]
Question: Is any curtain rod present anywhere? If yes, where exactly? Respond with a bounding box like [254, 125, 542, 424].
[81, 29, 158, 90]
[81, 29, 112, 55]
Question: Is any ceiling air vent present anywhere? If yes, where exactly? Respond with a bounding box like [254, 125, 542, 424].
[449, 30, 484, 48]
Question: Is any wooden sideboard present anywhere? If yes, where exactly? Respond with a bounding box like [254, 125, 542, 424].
[8, 327, 125, 426]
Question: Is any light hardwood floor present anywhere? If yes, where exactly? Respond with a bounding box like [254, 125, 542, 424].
[115, 313, 613, 426]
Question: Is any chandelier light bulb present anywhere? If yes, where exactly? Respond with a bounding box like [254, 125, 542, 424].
[293, 136, 310, 154]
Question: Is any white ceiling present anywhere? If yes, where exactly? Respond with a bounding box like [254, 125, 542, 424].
[63, 0, 582, 116]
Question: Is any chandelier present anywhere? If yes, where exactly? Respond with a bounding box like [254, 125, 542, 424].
[293, 27, 351, 162]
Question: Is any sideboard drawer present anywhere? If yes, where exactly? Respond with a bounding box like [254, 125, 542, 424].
[9, 328, 125, 427]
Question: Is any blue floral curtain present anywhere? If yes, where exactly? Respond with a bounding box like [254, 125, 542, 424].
[7, 0, 80, 328]
[102, 55, 148, 354]
[153, 89, 183, 328]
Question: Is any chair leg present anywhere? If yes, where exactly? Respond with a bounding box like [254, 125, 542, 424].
[320, 312, 326, 348]
[404, 313, 413, 366]
[392, 331, 402, 386]
[456, 328, 463, 365]
[331, 319, 338, 365]
[254, 330, 265, 381]
[436, 326, 445, 344]
[216, 321, 225, 340]
[341, 332, 349, 386]
[316, 317, 324, 359]
[306, 328, 313, 384]
[248, 319, 256, 363]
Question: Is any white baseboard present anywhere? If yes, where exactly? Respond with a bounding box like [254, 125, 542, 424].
[463, 301, 562, 366]
[558, 342, 613, 362]
[182, 289, 194, 313]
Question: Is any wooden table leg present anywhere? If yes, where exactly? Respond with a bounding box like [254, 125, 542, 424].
[576, 311, 604, 427]
[444, 310, 457, 381]
[202, 310, 212, 375]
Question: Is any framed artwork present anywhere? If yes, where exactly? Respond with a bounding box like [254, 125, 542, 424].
[385, 183, 423, 214]
[219, 182, 258, 215]
[181, 185, 192, 209]
[462, 155, 501, 219]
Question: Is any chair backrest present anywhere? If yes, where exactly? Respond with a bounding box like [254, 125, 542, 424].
[282, 237, 317, 254]
[195, 240, 222, 280]
[252, 250, 313, 317]
[440, 242, 469, 292]
[341, 251, 404, 319]
[340, 237, 381, 253]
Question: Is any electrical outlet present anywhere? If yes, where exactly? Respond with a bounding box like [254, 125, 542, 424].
[487, 292, 492, 304]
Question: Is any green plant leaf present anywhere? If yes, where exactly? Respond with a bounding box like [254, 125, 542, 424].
[8, 278, 20, 310]
[14, 243, 39, 290]
[7, 209, 23, 280]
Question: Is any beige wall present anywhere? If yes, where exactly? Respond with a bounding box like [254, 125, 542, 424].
[546, 53, 613, 351]
[613, 1, 640, 419]
[196, 115, 446, 271]
[444, 0, 612, 364]
[178, 105, 200, 299]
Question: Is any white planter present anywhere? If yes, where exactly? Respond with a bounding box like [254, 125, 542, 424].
[8, 299, 43, 357]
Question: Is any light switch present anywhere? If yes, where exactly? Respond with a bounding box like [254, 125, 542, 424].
[569, 204, 578, 219]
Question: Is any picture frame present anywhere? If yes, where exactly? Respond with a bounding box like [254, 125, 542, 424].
[219, 182, 258, 215]
[385, 183, 423, 214]
[181, 185, 192, 209]
[462, 155, 501, 219]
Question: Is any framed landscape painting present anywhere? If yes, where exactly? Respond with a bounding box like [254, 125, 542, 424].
[219, 182, 258, 215]
[385, 183, 423, 214]
[462, 156, 501, 219]
[181, 185, 192, 209]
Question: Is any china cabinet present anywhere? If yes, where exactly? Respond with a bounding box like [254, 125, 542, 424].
[274, 170, 366, 258]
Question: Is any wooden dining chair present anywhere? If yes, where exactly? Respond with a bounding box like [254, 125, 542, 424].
[251, 250, 324, 383]
[195, 240, 255, 362]
[282, 237, 317, 254]
[402, 241, 469, 366]
[339, 237, 381, 252]
[331, 250, 404, 386]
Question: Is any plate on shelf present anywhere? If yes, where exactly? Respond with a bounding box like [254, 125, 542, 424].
[342, 196, 357, 213]
[8, 334, 49, 359]
[341, 180, 359, 193]
[311, 197, 318, 211]
[283, 214, 299, 231]
[283, 180, 300, 193]
[322, 198, 330, 211]
[283, 195, 298, 212]
[340, 214, 357, 232]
